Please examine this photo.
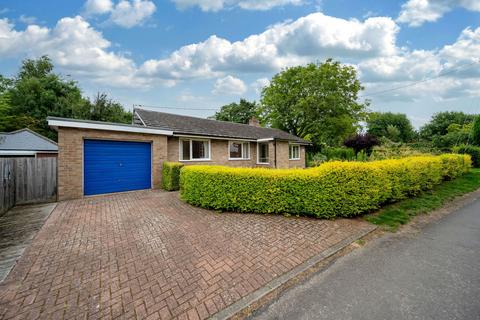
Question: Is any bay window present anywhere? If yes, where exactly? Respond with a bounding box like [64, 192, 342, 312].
[180, 139, 210, 161]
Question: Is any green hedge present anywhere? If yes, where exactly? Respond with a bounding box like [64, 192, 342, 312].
[180, 154, 471, 218]
[454, 145, 480, 168]
[162, 162, 184, 191]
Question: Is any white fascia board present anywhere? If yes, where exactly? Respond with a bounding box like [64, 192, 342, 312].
[48, 119, 173, 136]
[0, 150, 37, 155]
[174, 134, 256, 142]
[257, 138, 274, 142]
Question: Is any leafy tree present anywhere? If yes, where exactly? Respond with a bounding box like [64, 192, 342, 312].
[0, 56, 131, 140]
[367, 112, 415, 142]
[472, 116, 480, 146]
[260, 59, 368, 146]
[344, 133, 379, 155]
[420, 111, 476, 139]
[82, 93, 132, 124]
[213, 99, 258, 124]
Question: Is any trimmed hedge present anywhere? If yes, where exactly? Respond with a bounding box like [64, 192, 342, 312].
[162, 162, 184, 191]
[180, 154, 471, 218]
[454, 145, 480, 168]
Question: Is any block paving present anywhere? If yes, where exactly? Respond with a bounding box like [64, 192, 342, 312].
[0, 190, 373, 319]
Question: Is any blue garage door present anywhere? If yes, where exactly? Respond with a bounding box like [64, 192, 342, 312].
[84, 139, 151, 196]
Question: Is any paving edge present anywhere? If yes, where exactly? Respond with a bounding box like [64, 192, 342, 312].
[209, 225, 377, 320]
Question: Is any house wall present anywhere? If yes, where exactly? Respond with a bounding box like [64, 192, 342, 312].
[167, 137, 305, 169]
[57, 127, 168, 201]
[167, 137, 260, 167]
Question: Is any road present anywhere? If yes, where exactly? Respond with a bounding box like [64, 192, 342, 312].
[251, 197, 480, 320]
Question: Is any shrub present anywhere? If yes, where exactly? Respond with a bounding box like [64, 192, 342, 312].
[344, 133, 379, 155]
[454, 145, 480, 168]
[472, 116, 480, 146]
[325, 147, 356, 161]
[180, 155, 470, 219]
[162, 162, 184, 191]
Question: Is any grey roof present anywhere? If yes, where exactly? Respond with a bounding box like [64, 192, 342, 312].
[134, 108, 309, 144]
[0, 128, 58, 151]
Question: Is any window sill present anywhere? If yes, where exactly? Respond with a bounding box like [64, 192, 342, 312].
[256, 162, 270, 165]
[289, 158, 301, 161]
[179, 159, 212, 162]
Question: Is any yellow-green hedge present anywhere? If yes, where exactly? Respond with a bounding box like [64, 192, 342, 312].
[162, 162, 184, 191]
[180, 154, 471, 218]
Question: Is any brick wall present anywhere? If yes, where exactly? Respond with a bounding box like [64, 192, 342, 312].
[57, 127, 167, 201]
[167, 137, 259, 167]
[167, 137, 305, 169]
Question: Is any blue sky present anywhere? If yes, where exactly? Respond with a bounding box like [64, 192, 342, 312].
[0, 0, 479, 127]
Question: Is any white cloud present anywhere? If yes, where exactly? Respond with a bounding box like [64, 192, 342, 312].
[109, 0, 156, 28]
[251, 78, 270, 94]
[84, 0, 156, 28]
[85, 0, 113, 15]
[18, 15, 37, 24]
[397, 0, 480, 27]
[0, 16, 144, 87]
[213, 75, 247, 95]
[171, 0, 303, 12]
[140, 13, 399, 79]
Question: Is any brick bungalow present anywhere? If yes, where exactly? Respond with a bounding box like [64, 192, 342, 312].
[48, 108, 309, 200]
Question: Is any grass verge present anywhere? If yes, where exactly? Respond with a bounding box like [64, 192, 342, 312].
[365, 168, 480, 231]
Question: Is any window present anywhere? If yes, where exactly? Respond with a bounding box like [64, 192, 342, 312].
[179, 139, 210, 161]
[257, 142, 269, 164]
[289, 144, 300, 160]
[229, 141, 250, 160]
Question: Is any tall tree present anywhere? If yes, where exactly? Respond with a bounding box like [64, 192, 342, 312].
[213, 99, 258, 124]
[260, 59, 368, 146]
[0, 56, 132, 140]
[420, 111, 476, 139]
[367, 112, 415, 142]
[83, 93, 132, 124]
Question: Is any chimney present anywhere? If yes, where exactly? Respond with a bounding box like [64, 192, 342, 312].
[249, 117, 260, 127]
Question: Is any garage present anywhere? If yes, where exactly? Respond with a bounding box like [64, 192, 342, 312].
[84, 139, 152, 196]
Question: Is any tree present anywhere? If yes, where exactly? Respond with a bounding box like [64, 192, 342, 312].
[82, 93, 132, 124]
[344, 133, 379, 155]
[420, 111, 476, 139]
[0, 56, 132, 140]
[213, 99, 258, 124]
[367, 112, 415, 142]
[260, 59, 368, 146]
[472, 116, 480, 146]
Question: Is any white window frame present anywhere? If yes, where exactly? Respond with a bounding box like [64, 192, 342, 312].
[257, 142, 270, 165]
[228, 141, 250, 160]
[179, 138, 211, 161]
[289, 144, 300, 160]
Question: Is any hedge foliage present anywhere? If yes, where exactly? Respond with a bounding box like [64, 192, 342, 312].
[162, 162, 184, 191]
[454, 145, 480, 168]
[180, 154, 471, 218]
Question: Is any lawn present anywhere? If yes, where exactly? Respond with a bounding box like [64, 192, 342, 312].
[365, 168, 480, 231]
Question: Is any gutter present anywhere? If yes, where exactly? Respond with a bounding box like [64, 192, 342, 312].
[47, 117, 173, 136]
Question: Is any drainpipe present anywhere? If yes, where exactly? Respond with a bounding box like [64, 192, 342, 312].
[274, 139, 277, 168]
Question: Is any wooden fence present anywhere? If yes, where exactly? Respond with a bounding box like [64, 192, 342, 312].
[0, 158, 57, 215]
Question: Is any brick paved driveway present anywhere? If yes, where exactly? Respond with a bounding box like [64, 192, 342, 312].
[0, 190, 373, 320]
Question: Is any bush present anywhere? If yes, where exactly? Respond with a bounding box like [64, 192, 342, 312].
[344, 133, 379, 155]
[162, 162, 184, 191]
[454, 145, 480, 168]
[180, 155, 470, 219]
